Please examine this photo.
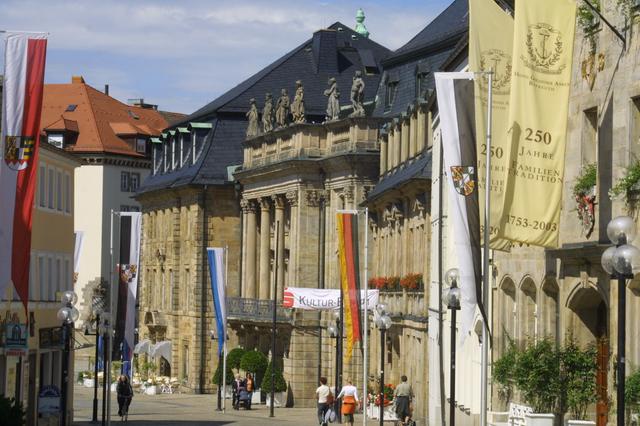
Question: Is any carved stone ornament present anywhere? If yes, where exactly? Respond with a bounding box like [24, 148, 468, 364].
[246, 98, 260, 139]
[291, 80, 306, 124]
[306, 190, 320, 207]
[324, 77, 340, 122]
[259, 197, 271, 210]
[271, 194, 285, 209]
[285, 190, 298, 207]
[349, 70, 366, 118]
[342, 186, 354, 203]
[262, 93, 274, 133]
[581, 54, 596, 91]
[275, 88, 290, 128]
[240, 198, 257, 213]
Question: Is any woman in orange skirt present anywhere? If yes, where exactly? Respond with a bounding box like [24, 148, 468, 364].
[337, 378, 360, 426]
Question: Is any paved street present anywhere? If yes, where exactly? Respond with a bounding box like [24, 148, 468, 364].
[72, 383, 342, 425]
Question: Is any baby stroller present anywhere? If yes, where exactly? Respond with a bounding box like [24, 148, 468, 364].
[237, 387, 251, 409]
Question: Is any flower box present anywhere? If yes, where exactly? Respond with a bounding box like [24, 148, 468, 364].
[265, 391, 286, 407]
[525, 413, 554, 426]
[83, 378, 95, 388]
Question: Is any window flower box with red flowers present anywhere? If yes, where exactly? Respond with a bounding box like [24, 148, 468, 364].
[399, 273, 423, 291]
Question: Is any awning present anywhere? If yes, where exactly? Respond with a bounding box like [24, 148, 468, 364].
[150, 341, 172, 363]
[133, 339, 151, 355]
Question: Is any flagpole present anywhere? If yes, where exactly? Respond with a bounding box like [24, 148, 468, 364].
[480, 69, 494, 426]
[222, 245, 229, 413]
[363, 207, 369, 426]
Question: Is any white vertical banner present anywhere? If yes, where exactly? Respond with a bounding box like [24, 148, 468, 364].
[120, 212, 141, 375]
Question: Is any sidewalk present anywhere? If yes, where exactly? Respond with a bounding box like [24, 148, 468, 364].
[72, 383, 346, 425]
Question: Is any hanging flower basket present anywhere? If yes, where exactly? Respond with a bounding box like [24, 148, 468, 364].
[572, 164, 597, 238]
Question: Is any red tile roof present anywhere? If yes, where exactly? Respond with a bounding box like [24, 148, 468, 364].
[40, 78, 178, 157]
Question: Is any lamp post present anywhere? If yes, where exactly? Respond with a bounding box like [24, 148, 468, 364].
[327, 308, 342, 423]
[57, 290, 79, 426]
[443, 268, 461, 426]
[99, 312, 112, 426]
[86, 291, 104, 423]
[374, 303, 391, 426]
[600, 216, 640, 426]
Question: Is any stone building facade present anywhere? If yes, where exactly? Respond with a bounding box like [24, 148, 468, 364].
[235, 118, 382, 407]
[487, 2, 640, 425]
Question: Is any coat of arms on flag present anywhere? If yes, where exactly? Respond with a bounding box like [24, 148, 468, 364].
[119, 264, 137, 284]
[4, 136, 35, 171]
[451, 166, 476, 196]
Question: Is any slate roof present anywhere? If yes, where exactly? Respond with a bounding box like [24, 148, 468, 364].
[372, 0, 468, 118]
[140, 22, 391, 194]
[40, 78, 173, 157]
[367, 151, 432, 202]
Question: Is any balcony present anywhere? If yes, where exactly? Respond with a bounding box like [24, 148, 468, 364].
[379, 290, 428, 323]
[226, 297, 292, 323]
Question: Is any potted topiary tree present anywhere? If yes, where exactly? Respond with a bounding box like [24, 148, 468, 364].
[262, 360, 288, 407]
[213, 358, 234, 399]
[227, 347, 246, 374]
[240, 350, 268, 404]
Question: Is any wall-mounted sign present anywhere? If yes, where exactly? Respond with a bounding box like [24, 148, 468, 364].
[38, 385, 61, 414]
[39, 327, 63, 349]
[5, 323, 28, 355]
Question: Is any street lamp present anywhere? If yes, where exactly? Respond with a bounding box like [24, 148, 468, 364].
[98, 312, 112, 426]
[444, 268, 461, 426]
[327, 309, 342, 423]
[374, 303, 391, 426]
[57, 290, 79, 426]
[86, 291, 105, 423]
[601, 216, 640, 426]
[209, 329, 224, 412]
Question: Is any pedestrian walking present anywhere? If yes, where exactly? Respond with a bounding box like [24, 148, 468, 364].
[337, 378, 359, 426]
[245, 373, 255, 410]
[316, 376, 333, 425]
[393, 375, 414, 426]
[232, 374, 245, 410]
[116, 375, 133, 419]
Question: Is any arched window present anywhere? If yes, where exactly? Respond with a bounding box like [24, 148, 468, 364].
[541, 278, 559, 343]
[519, 278, 537, 342]
[498, 278, 516, 352]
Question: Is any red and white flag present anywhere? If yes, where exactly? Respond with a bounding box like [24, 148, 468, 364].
[0, 32, 48, 312]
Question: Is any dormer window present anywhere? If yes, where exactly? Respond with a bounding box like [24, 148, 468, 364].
[47, 133, 64, 148]
[136, 137, 147, 154]
[65, 104, 77, 112]
[384, 71, 400, 111]
[415, 63, 430, 99]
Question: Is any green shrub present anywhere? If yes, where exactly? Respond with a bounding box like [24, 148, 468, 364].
[561, 338, 598, 420]
[493, 338, 518, 404]
[626, 368, 640, 416]
[227, 347, 246, 372]
[0, 395, 25, 426]
[212, 360, 234, 386]
[240, 350, 268, 387]
[512, 338, 561, 413]
[261, 361, 287, 393]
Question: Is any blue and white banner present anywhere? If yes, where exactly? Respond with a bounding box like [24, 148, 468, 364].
[207, 247, 226, 356]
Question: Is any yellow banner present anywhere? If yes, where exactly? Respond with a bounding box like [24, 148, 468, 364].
[498, 0, 576, 247]
[469, 0, 514, 251]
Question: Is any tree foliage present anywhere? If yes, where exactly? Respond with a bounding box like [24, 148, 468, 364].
[493, 338, 519, 404]
[561, 338, 598, 420]
[240, 350, 268, 387]
[212, 359, 234, 386]
[227, 347, 246, 372]
[261, 361, 287, 393]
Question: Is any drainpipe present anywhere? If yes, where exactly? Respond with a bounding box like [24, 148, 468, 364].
[200, 185, 208, 394]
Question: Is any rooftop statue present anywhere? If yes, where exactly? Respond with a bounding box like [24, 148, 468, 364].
[262, 92, 274, 133]
[291, 80, 306, 124]
[275, 88, 290, 128]
[349, 70, 366, 118]
[324, 77, 340, 122]
[355, 8, 370, 38]
[246, 98, 259, 139]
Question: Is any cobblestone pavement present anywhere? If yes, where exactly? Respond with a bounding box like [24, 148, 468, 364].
[72, 383, 349, 425]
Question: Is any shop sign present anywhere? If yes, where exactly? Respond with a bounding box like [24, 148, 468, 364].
[38, 385, 61, 414]
[5, 323, 28, 355]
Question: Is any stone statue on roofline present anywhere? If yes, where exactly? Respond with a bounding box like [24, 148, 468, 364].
[324, 77, 340, 122]
[355, 8, 370, 38]
[349, 70, 366, 118]
[291, 80, 306, 124]
[275, 88, 290, 128]
[246, 98, 259, 139]
[262, 92, 274, 133]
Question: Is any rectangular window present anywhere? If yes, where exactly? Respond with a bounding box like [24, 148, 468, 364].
[38, 256, 45, 301]
[39, 165, 46, 207]
[631, 97, 640, 160]
[582, 107, 598, 166]
[121, 172, 130, 192]
[192, 133, 197, 165]
[164, 144, 168, 172]
[64, 174, 71, 213]
[64, 259, 70, 291]
[55, 258, 61, 297]
[47, 257, 53, 301]
[385, 82, 398, 110]
[48, 169, 54, 209]
[179, 135, 184, 166]
[120, 205, 130, 212]
[47, 134, 64, 149]
[56, 171, 63, 211]
[171, 138, 176, 170]
[136, 138, 146, 154]
[416, 72, 428, 99]
[130, 173, 140, 192]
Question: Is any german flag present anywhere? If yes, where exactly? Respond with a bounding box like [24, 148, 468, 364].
[337, 213, 362, 361]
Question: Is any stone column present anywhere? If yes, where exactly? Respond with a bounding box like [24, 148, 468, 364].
[393, 122, 401, 168]
[401, 118, 409, 163]
[241, 199, 257, 298]
[286, 190, 299, 286]
[259, 197, 271, 300]
[272, 194, 285, 300]
[380, 137, 388, 174]
[410, 111, 417, 158]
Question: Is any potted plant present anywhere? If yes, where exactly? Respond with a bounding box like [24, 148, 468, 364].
[492, 338, 519, 406]
[240, 350, 268, 403]
[625, 368, 640, 424]
[262, 361, 288, 407]
[573, 163, 597, 238]
[387, 276, 400, 291]
[368, 277, 387, 290]
[227, 347, 246, 373]
[0, 395, 25, 426]
[400, 273, 423, 291]
[561, 338, 598, 425]
[609, 160, 640, 207]
[82, 371, 95, 388]
[213, 357, 234, 399]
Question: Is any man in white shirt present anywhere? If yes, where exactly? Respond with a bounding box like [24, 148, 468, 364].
[316, 376, 332, 425]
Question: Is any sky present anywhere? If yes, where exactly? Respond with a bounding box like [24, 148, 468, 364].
[0, 0, 452, 115]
